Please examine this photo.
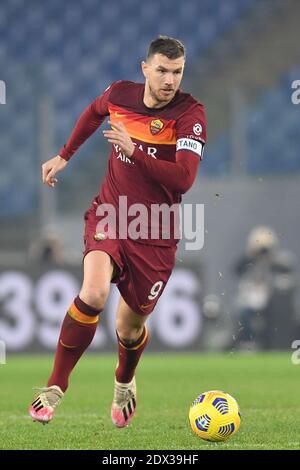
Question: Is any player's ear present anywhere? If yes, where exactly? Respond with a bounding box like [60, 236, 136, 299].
[141, 61, 148, 79]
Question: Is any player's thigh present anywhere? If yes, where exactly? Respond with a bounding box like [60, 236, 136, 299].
[80, 250, 115, 308]
[116, 295, 149, 340]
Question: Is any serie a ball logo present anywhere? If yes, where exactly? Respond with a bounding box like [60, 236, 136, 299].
[189, 390, 241, 442]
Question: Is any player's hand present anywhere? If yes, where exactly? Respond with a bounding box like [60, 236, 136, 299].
[103, 121, 135, 158]
[42, 155, 68, 187]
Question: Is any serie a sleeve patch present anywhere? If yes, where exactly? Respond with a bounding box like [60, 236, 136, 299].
[176, 138, 204, 158]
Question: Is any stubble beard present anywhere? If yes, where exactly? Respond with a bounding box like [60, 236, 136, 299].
[148, 84, 173, 107]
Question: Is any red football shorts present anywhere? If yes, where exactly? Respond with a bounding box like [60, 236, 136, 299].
[83, 201, 177, 316]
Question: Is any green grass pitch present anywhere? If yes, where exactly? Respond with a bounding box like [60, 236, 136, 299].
[0, 352, 299, 450]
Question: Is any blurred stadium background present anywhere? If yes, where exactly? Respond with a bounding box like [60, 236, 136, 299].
[0, 0, 300, 356]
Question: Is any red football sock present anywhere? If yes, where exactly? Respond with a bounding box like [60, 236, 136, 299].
[115, 327, 148, 383]
[47, 295, 102, 392]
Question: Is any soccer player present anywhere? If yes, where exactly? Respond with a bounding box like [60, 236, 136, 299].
[29, 36, 206, 427]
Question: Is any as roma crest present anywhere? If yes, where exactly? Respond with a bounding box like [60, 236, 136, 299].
[150, 119, 164, 135]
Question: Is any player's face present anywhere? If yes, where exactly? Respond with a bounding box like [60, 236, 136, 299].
[142, 54, 185, 107]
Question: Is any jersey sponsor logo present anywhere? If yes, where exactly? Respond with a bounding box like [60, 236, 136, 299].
[114, 143, 157, 164]
[193, 123, 202, 136]
[150, 119, 164, 135]
[176, 138, 204, 158]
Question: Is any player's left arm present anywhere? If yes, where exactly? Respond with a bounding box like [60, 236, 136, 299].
[132, 147, 200, 194]
[103, 102, 206, 194]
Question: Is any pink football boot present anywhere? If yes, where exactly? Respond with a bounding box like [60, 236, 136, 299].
[29, 385, 64, 424]
[111, 377, 137, 427]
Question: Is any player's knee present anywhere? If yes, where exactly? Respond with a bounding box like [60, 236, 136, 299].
[79, 287, 109, 311]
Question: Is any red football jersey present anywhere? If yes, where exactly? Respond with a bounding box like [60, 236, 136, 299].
[59, 80, 206, 246]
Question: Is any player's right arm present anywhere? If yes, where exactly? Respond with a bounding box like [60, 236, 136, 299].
[41, 82, 117, 187]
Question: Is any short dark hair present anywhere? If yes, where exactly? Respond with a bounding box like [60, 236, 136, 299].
[147, 36, 186, 61]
